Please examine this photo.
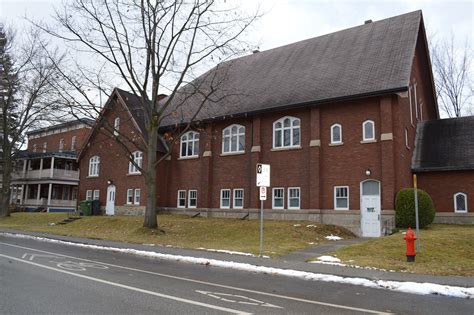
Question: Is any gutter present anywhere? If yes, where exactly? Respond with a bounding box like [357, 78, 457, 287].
[158, 86, 408, 131]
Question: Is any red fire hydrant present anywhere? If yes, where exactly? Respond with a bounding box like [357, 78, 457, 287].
[404, 227, 416, 262]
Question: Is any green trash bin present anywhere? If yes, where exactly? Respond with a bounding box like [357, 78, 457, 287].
[80, 200, 93, 216]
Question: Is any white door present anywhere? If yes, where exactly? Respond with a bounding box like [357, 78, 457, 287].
[106, 185, 116, 215]
[360, 180, 381, 237]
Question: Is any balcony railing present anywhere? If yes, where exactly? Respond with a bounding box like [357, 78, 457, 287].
[23, 198, 76, 207]
[11, 169, 79, 181]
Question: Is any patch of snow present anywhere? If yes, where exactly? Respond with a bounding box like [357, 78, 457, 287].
[306, 224, 317, 228]
[196, 247, 269, 258]
[307, 242, 315, 245]
[2, 232, 473, 299]
[325, 234, 343, 241]
[293, 224, 301, 227]
[317, 255, 341, 263]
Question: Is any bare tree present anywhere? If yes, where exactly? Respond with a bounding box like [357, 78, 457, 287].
[34, 0, 258, 228]
[431, 34, 472, 117]
[0, 25, 65, 217]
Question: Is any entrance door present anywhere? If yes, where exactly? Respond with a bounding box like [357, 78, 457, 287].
[106, 185, 116, 215]
[360, 180, 381, 237]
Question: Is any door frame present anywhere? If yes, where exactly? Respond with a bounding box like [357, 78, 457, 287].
[106, 184, 116, 215]
[360, 179, 381, 237]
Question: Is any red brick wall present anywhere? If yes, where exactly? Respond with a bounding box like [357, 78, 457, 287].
[78, 99, 146, 208]
[417, 170, 474, 213]
[164, 96, 402, 212]
[28, 127, 91, 153]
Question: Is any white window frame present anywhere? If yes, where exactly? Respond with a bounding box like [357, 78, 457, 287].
[454, 192, 468, 213]
[408, 85, 414, 125]
[273, 116, 301, 149]
[177, 190, 186, 208]
[272, 188, 285, 210]
[32, 144, 38, 152]
[86, 190, 93, 201]
[188, 190, 197, 208]
[114, 117, 120, 136]
[93, 190, 100, 201]
[71, 136, 76, 151]
[419, 102, 423, 121]
[334, 186, 349, 210]
[180, 131, 199, 158]
[222, 124, 245, 154]
[405, 128, 410, 149]
[129, 151, 143, 174]
[88, 156, 100, 177]
[42, 142, 47, 153]
[233, 189, 244, 209]
[287, 187, 300, 210]
[59, 138, 65, 152]
[134, 189, 141, 205]
[330, 124, 342, 144]
[127, 189, 134, 205]
[220, 189, 231, 209]
[362, 120, 375, 141]
[414, 82, 419, 119]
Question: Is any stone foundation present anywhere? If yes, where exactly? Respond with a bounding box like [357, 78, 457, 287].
[434, 212, 474, 224]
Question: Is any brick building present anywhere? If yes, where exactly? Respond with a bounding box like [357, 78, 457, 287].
[10, 119, 93, 212]
[78, 11, 472, 236]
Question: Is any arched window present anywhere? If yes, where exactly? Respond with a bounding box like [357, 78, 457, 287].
[180, 131, 199, 158]
[454, 193, 468, 213]
[331, 124, 342, 144]
[129, 151, 143, 174]
[222, 124, 245, 153]
[273, 116, 300, 148]
[362, 120, 375, 141]
[89, 156, 100, 176]
[114, 117, 120, 136]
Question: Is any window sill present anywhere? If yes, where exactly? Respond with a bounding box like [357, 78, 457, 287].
[271, 146, 302, 152]
[288, 207, 301, 210]
[334, 208, 349, 211]
[127, 172, 141, 176]
[328, 142, 343, 146]
[454, 211, 468, 214]
[178, 156, 199, 160]
[360, 139, 377, 144]
[86, 175, 99, 178]
[220, 151, 245, 157]
[125, 203, 141, 206]
[272, 207, 284, 210]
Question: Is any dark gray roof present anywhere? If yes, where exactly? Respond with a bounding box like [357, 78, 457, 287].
[162, 10, 422, 126]
[16, 150, 77, 160]
[412, 116, 474, 172]
[114, 88, 168, 153]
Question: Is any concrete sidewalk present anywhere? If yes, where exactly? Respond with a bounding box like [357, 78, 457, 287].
[1, 227, 473, 288]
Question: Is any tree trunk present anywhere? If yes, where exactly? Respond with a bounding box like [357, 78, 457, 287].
[0, 144, 12, 217]
[143, 125, 158, 228]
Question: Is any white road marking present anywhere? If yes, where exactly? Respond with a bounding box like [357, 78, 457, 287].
[0, 253, 250, 315]
[196, 290, 282, 309]
[0, 241, 392, 314]
[55, 261, 109, 271]
[21, 253, 60, 261]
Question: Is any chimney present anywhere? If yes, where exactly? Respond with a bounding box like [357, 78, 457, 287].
[364, 19, 373, 24]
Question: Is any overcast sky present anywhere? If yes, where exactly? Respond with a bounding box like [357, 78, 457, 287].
[1, 0, 472, 116]
[1, 0, 471, 50]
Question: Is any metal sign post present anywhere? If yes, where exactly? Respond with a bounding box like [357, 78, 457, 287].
[413, 174, 421, 253]
[256, 164, 270, 257]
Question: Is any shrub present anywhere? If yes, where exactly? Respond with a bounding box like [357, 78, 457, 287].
[395, 188, 435, 228]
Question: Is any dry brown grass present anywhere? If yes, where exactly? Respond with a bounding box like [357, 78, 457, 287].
[0, 213, 355, 257]
[322, 224, 474, 276]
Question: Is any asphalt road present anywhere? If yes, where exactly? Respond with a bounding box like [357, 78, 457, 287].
[0, 235, 472, 314]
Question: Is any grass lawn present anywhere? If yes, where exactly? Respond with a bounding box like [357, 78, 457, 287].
[321, 224, 474, 276]
[0, 212, 354, 257]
